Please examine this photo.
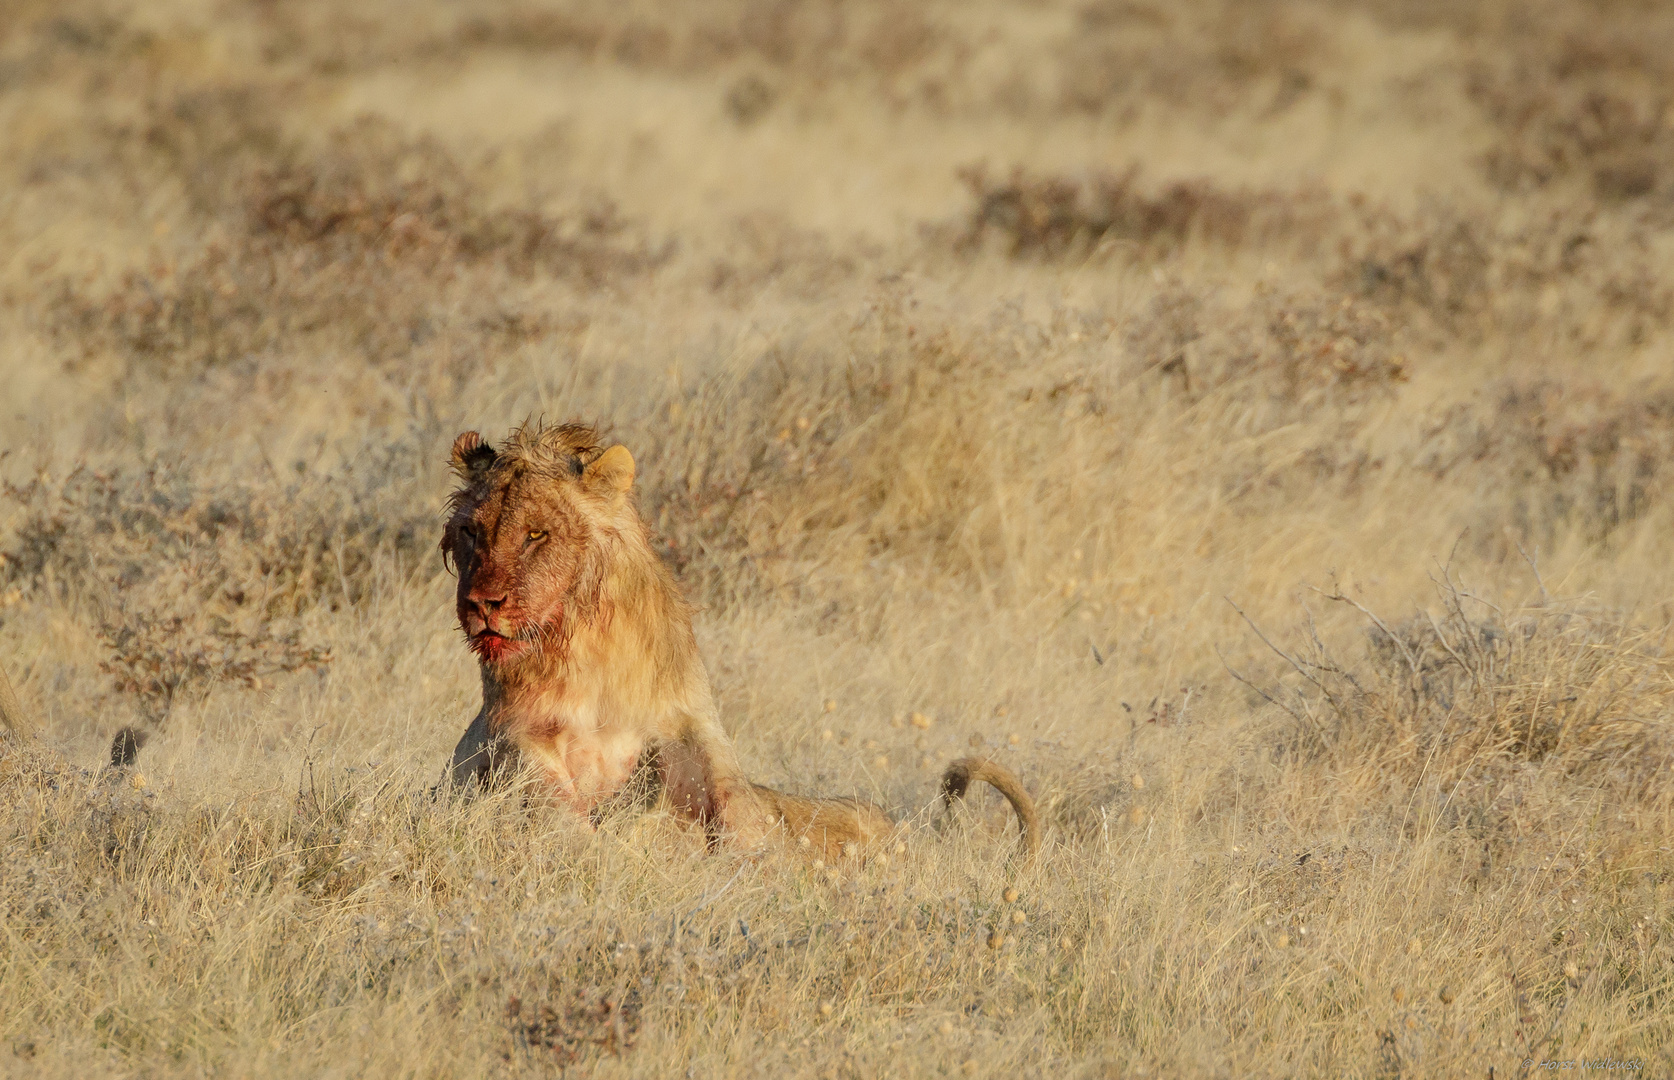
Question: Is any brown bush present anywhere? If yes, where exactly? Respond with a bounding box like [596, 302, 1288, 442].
[1466, 7, 1674, 201]
[1244, 579, 1674, 798]
[40, 114, 663, 380]
[1417, 381, 1674, 546]
[1058, 0, 1326, 116]
[0, 455, 438, 727]
[1337, 198, 1672, 343]
[955, 165, 1334, 260]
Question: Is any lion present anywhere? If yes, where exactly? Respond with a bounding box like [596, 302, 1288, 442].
[440, 422, 1039, 860]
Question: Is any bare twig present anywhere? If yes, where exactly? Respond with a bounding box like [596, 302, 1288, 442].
[1314, 586, 1419, 681]
[1225, 595, 1348, 737]
[1425, 609, 1481, 692]
[1216, 646, 1303, 723]
[1515, 539, 1550, 605]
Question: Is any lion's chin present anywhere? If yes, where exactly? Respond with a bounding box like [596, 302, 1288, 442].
[470, 631, 531, 664]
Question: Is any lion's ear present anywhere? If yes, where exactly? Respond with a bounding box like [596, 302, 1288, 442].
[583, 444, 635, 495]
[450, 431, 497, 479]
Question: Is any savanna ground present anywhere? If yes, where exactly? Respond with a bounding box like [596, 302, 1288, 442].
[2, 1, 1673, 1076]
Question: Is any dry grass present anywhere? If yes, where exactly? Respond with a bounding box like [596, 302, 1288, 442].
[2, 1, 1672, 1076]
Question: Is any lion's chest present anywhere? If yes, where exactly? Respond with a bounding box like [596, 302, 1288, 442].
[496, 696, 647, 811]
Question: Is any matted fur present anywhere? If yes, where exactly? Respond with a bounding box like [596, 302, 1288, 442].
[441, 421, 1038, 859]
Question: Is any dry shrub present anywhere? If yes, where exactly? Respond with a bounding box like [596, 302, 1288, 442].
[1167, 287, 1408, 408]
[96, 615, 328, 726]
[246, 120, 663, 283]
[1466, 5, 1674, 201]
[1, 452, 431, 614]
[504, 989, 640, 1065]
[707, 212, 861, 302]
[43, 113, 660, 381]
[1338, 198, 1672, 344]
[255, 0, 962, 107]
[1248, 579, 1674, 797]
[1058, 0, 1326, 117]
[1419, 381, 1674, 545]
[955, 165, 1334, 260]
[638, 285, 1407, 608]
[0, 453, 437, 726]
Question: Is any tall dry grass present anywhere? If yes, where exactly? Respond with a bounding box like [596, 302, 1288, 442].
[2, 1, 1672, 1076]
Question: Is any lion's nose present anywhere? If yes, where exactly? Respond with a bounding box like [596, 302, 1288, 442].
[465, 590, 509, 629]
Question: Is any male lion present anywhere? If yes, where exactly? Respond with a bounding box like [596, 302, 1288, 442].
[441, 422, 1039, 859]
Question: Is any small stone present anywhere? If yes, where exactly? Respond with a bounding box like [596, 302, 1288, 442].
[1003, 887, 1019, 904]
[873, 755, 890, 770]
[911, 712, 934, 729]
[821, 729, 834, 741]
[824, 699, 837, 713]
[818, 1000, 834, 1017]
[1130, 773, 1145, 790]
[1011, 910, 1027, 926]
[987, 930, 1004, 950]
[1438, 986, 1455, 1004]
[1007, 733, 1020, 745]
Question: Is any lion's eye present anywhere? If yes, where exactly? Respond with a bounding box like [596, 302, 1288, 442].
[526, 529, 547, 543]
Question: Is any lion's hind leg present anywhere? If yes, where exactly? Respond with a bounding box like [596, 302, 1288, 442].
[753, 785, 893, 860]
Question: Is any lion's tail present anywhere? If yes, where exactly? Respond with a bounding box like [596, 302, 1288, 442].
[940, 757, 1041, 859]
[0, 660, 32, 739]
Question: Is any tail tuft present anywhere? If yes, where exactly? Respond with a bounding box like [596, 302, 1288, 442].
[109, 727, 149, 768]
[940, 757, 1041, 859]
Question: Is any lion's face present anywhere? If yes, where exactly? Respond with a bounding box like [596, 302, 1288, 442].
[442, 426, 636, 667]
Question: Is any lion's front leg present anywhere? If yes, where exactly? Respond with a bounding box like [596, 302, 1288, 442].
[654, 736, 772, 850]
[447, 708, 519, 791]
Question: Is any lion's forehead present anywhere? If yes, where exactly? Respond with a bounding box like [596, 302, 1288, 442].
[464, 473, 587, 540]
